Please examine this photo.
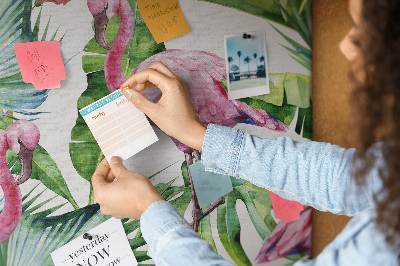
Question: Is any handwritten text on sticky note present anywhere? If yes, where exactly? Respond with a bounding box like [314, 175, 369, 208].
[189, 161, 233, 208]
[51, 218, 137, 266]
[14, 41, 66, 90]
[137, 0, 191, 44]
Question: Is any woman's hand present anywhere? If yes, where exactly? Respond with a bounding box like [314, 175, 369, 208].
[120, 61, 206, 151]
[92, 157, 164, 220]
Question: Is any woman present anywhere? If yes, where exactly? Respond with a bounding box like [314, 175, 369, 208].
[91, 0, 400, 264]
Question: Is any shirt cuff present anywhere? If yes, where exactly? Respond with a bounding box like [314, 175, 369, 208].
[201, 124, 245, 176]
[140, 200, 191, 259]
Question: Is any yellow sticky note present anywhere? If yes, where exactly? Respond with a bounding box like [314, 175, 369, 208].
[137, 0, 191, 44]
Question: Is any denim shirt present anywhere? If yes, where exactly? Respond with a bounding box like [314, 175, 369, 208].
[141, 124, 399, 265]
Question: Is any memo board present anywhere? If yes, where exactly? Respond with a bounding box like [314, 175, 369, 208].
[0, 0, 312, 265]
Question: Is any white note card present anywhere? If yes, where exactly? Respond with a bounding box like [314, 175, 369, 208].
[51, 218, 137, 266]
[79, 89, 158, 162]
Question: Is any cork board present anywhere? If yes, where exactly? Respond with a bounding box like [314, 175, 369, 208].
[312, 0, 353, 257]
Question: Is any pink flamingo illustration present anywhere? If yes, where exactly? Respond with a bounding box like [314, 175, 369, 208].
[256, 206, 312, 263]
[0, 120, 40, 244]
[87, 0, 304, 232]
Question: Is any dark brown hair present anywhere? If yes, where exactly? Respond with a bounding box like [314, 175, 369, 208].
[350, 0, 400, 253]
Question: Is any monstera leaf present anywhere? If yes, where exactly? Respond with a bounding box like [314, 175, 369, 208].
[222, 73, 312, 139]
[82, 0, 166, 76]
[6, 145, 78, 209]
[69, 70, 109, 204]
[71, 0, 166, 204]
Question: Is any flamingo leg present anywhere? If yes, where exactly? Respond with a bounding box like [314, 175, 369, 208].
[186, 151, 227, 230]
[193, 150, 201, 162]
[185, 152, 202, 231]
[190, 197, 225, 228]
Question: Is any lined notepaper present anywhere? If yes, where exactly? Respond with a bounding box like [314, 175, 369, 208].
[80, 90, 158, 161]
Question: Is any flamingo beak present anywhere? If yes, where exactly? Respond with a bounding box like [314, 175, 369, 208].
[15, 139, 34, 186]
[93, 6, 111, 50]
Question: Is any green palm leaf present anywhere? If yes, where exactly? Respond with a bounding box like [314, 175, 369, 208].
[0, 0, 48, 112]
[0, 184, 106, 266]
[197, 0, 305, 31]
[0, 160, 175, 265]
[0, 0, 66, 114]
[197, 0, 312, 71]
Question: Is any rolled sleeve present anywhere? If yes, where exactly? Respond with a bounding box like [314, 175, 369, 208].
[202, 124, 245, 176]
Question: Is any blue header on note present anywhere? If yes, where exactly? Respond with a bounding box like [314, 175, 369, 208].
[80, 91, 123, 117]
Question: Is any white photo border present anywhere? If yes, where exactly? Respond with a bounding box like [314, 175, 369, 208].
[224, 31, 270, 100]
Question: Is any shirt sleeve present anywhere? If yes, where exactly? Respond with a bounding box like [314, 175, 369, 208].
[201, 124, 383, 216]
[141, 200, 235, 266]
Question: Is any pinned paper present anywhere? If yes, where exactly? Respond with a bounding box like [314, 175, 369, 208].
[137, 0, 191, 43]
[14, 41, 66, 90]
[80, 89, 158, 162]
[189, 161, 233, 208]
[269, 192, 304, 223]
[51, 218, 137, 266]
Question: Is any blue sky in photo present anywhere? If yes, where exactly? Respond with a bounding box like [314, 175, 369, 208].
[226, 31, 266, 73]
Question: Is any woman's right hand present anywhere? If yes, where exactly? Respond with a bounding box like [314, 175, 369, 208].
[120, 61, 206, 151]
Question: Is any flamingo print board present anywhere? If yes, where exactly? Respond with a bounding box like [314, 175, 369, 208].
[0, 0, 312, 265]
[79, 90, 158, 162]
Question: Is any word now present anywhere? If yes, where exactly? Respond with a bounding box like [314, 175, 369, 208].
[76, 245, 111, 266]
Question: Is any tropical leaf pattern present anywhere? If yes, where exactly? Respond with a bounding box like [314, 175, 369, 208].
[0, 0, 63, 115]
[0, 0, 312, 265]
[208, 0, 312, 138]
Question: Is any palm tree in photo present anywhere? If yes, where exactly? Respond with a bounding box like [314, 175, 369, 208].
[228, 56, 233, 73]
[260, 55, 265, 72]
[244, 56, 251, 78]
[253, 53, 258, 74]
[237, 51, 242, 77]
[231, 64, 239, 72]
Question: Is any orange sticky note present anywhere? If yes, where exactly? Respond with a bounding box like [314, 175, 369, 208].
[14, 41, 66, 90]
[270, 192, 304, 224]
[137, 0, 191, 44]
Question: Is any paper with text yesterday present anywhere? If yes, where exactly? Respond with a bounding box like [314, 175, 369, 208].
[79, 89, 158, 162]
[189, 160, 233, 208]
[137, 0, 191, 43]
[51, 218, 137, 266]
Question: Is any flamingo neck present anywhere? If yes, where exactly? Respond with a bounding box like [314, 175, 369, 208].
[0, 135, 7, 162]
[0, 133, 22, 244]
[104, 0, 134, 92]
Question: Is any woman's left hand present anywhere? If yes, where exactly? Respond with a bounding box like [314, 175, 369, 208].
[91, 157, 165, 219]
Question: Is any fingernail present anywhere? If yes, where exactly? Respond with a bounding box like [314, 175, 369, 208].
[123, 89, 133, 100]
[120, 85, 130, 92]
[110, 156, 122, 165]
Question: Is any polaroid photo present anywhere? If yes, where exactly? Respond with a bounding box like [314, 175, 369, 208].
[224, 31, 270, 100]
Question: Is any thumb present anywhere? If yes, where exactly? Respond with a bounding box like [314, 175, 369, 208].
[123, 89, 155, 114]
[109, 156, 129, 178]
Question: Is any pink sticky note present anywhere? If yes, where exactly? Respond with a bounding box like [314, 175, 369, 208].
[14, 41, 66, 90]
[270, 192, 304, 223]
